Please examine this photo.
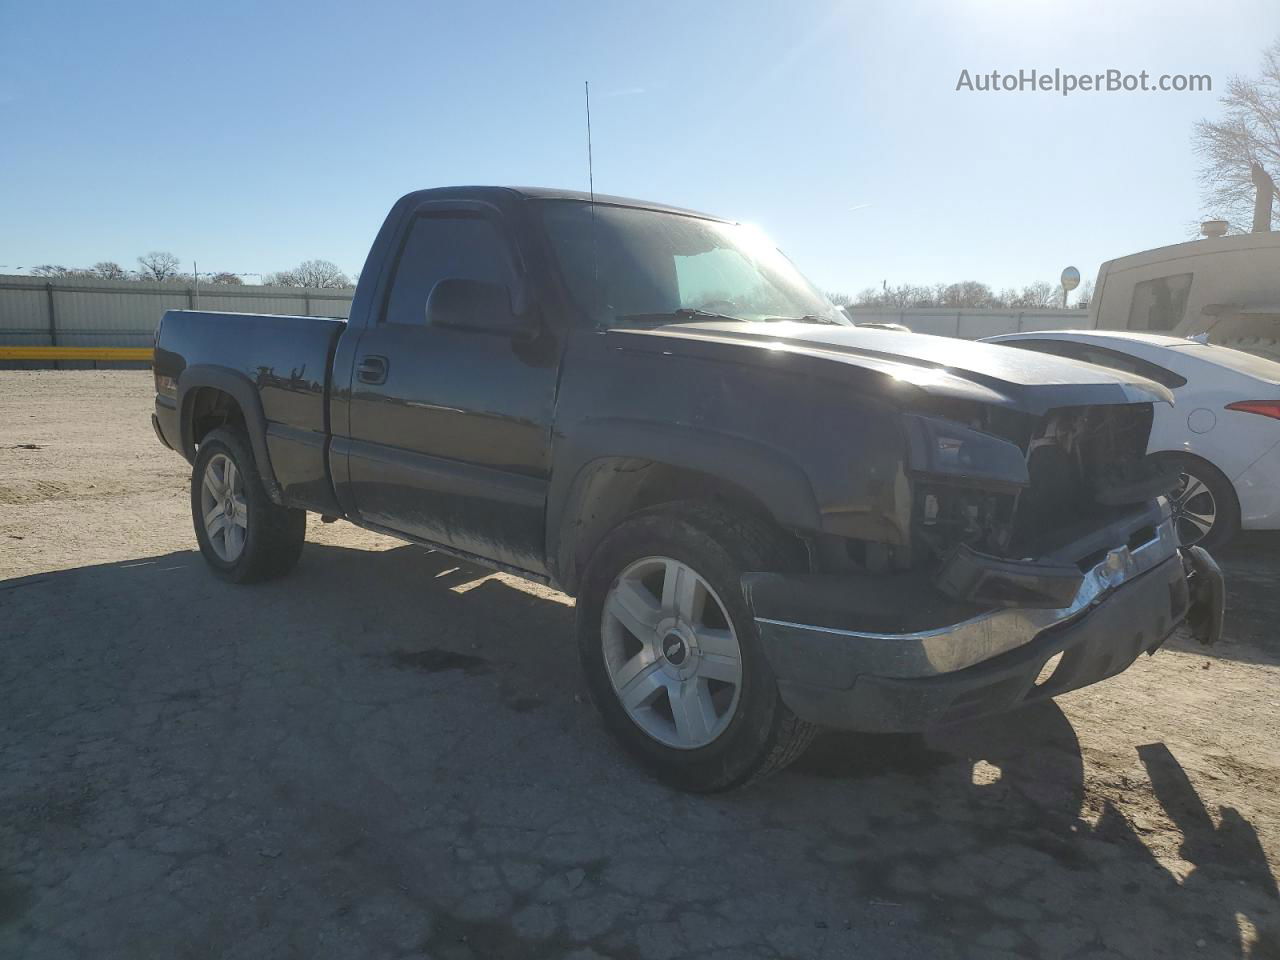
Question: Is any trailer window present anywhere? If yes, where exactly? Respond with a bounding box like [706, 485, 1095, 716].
[1127, 273, 1192, 331]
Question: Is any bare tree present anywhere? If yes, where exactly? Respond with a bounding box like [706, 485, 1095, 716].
[1005, 281, 1056, 308]
[1075, 278, 1095, 310]
[1194, 38, 1280, 231]
[848, 279, 1082, 310]
[854, 283, 939, 307]
[940, 281, 998, 308]
[29, 264, 99, 278]
[207, 272, 244, 285]
[136, 251, 182, 282]
[266, 259, 350, 288]
[93, 261, 129, 280]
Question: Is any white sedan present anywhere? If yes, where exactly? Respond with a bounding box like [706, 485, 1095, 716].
[985, 330, 1280, 550]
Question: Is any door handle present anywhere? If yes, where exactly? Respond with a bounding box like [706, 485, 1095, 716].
[356, 355, 388, 385]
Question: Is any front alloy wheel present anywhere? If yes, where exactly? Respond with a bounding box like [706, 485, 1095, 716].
[576, 502, 817, 791]
[603, 556, 743, 750]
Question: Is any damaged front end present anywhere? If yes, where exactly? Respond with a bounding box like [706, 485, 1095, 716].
[743, 400, 1226, 733]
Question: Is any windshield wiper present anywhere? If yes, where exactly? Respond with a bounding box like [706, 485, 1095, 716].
[614, 308, 746, 326]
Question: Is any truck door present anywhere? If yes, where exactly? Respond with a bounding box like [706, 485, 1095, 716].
[339, 207, 559, 574]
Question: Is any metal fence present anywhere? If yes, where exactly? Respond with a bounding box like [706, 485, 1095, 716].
[0, 274, 1096, 367]
[843, 306, 1094, 338]
[0, 274, 355, 351]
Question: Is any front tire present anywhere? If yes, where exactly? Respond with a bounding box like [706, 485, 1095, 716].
[191, 427, 306, 583]
[576, 502, 816, 792]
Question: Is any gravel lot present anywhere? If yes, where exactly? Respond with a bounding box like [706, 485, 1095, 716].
[2, 370, 1278, 960]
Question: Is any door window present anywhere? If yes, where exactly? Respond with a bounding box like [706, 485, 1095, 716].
[382, 214, 512, 326]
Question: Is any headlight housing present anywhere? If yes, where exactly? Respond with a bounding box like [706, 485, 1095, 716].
[904, 415, 1029, 492]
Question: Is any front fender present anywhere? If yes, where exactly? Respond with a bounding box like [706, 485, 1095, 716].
[546, 418, 822, 591]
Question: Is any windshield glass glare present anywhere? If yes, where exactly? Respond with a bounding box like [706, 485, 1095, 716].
[537, 200, 846, 327]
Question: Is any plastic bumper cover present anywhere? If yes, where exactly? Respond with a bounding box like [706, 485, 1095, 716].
[744, 515, 1223, 732]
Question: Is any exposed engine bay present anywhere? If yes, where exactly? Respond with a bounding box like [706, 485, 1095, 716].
[911, 402, 1177, 567]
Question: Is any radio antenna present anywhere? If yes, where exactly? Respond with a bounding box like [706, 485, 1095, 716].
[585, 80, 595, 202]
[585, 80, 600, 319]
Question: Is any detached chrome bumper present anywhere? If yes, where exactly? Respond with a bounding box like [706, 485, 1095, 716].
[743, 504, 1224, 732]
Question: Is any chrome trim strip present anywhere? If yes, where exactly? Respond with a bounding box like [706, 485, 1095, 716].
[755, 517, 1180, 678]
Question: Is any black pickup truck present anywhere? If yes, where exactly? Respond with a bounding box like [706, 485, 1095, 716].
[152, 186, 1224, 791]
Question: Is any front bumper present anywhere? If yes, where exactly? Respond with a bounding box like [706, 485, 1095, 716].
[744, 507, 1224, 733]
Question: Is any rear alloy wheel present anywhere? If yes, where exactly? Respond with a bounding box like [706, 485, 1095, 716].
[602, 556, 743, 750]
[191, 427, 306, 583]
[200, 453, 248, 562]
[1163, 456, 1240, 552]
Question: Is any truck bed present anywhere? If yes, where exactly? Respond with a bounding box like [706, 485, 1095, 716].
[152, 310, 347, 512]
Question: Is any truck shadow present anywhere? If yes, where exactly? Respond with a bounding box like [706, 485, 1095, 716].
[1206, 533, 1280, 667]
[2, 539, 1276, 957]
[791, 715, 1277, 952]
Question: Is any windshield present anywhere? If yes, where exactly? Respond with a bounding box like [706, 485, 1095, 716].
[536, 200, 847, 327]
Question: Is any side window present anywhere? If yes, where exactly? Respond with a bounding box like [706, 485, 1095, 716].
[1127, 273, 1192, 331]
[1072, 344, 1188, 388]
[382, 214, 512, 326]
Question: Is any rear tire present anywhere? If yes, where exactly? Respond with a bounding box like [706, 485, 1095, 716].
[576, 502, 816, 792]
[191, 427, 306, 583]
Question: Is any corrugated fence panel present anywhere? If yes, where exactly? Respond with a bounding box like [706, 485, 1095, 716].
[0, 275, 356, 353]
[53, 288, 189, 339]
[956, 314, 1022, 339]
[310, 297, 353, 319]
[3, 276, 1098, 358]
[1014, 313, 1093, 333]
[0, 283, 51, 345]
[193, 294, 310, 315]
[898, 313, 962, 337]
[845, 307, 1093, 338]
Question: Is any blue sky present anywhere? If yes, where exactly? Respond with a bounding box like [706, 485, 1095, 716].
[2, 0, 1278, 297]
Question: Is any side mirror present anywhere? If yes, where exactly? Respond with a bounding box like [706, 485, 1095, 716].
[425, 278, 534, 338]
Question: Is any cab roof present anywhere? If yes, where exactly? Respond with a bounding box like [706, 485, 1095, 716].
[397, 185, 730, 222]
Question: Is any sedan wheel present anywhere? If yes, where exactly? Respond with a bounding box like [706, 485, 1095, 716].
[200, 452, 249, 562]
[602, 556, 743, 750]
[1171, 470, 1218, 547]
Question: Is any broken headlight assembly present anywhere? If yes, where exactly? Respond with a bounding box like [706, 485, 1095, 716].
[904, 415, 1029, 492]
[903, 415, 1028, 559]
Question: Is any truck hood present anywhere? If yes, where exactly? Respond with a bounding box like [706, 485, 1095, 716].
[610, 321, 1173, 415]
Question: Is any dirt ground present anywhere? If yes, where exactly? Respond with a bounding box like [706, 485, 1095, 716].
[1, 369, 1277, 960]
